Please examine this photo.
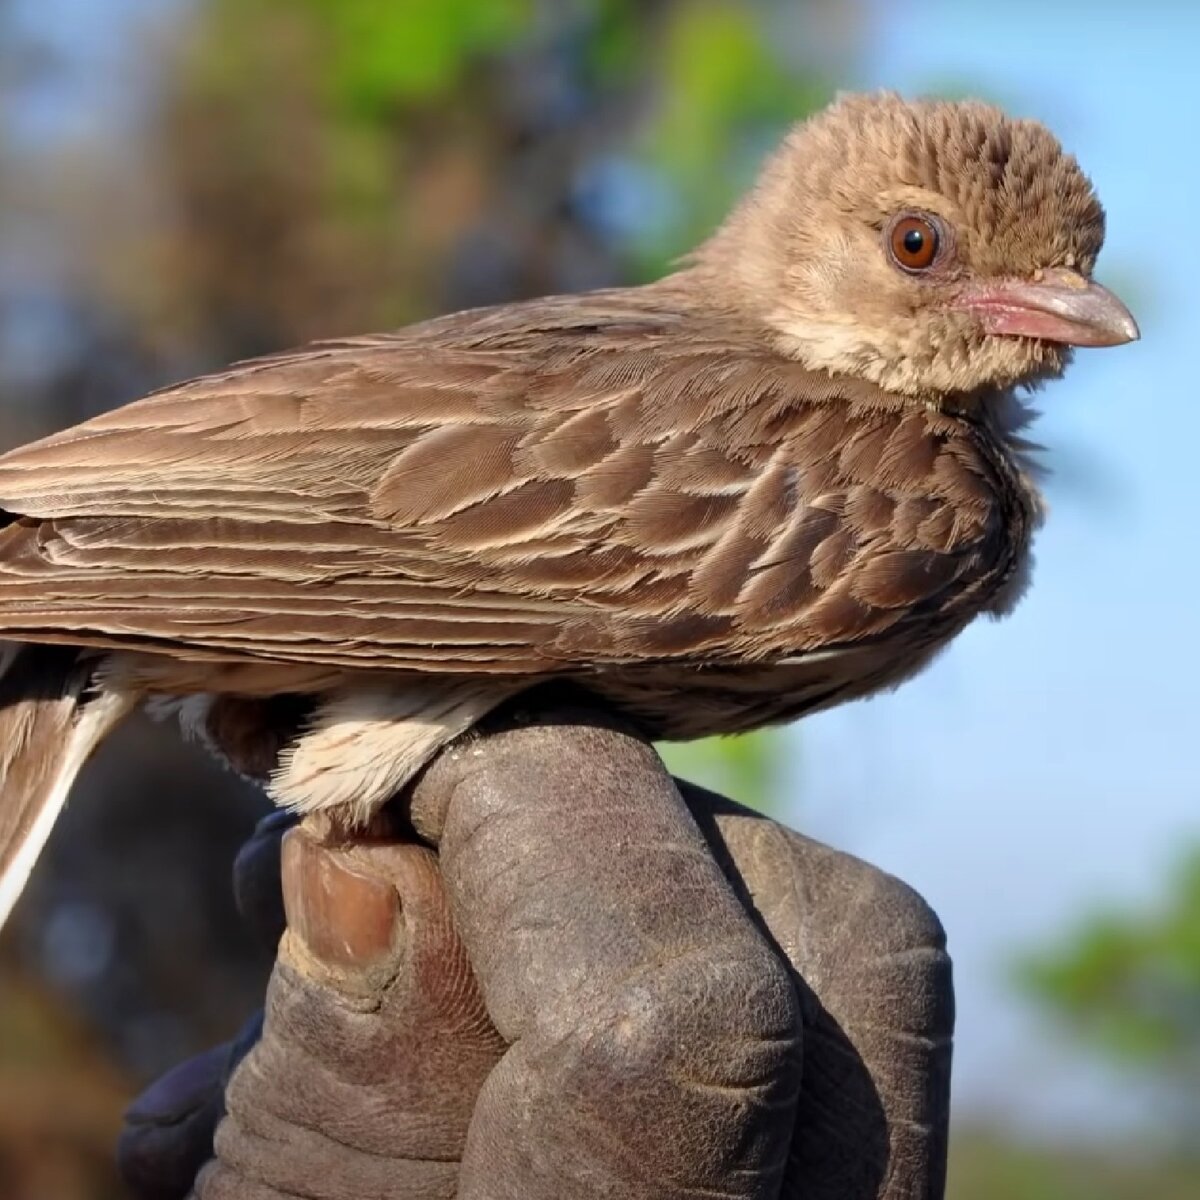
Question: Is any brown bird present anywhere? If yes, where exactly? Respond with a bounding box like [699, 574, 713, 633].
[0, 92, 1137, 923]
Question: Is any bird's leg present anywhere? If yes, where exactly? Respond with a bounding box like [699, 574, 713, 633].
[294, 806, 395, 846]
[407, 706, 804, 1200]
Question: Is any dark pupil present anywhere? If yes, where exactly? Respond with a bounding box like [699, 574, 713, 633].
[902, 228, 926, 256]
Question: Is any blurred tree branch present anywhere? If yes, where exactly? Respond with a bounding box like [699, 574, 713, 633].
[0, 6, 853, 1196]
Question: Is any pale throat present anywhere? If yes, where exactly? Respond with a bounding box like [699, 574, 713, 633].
[762, 305, 964, 398]
[764, 299, 1062, 400]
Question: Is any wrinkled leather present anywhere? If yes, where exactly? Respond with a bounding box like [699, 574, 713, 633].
[120, 708, 952, 1200]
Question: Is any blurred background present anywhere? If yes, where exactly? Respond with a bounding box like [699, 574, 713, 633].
[0, 1, 1195, 1196]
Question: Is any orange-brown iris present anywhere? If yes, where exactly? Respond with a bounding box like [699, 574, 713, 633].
[889, 215, 939, 272]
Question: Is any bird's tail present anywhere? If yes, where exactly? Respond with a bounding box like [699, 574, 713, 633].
[0, 643, 134, 927]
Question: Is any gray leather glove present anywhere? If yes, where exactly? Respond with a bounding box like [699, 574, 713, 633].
[119, 708, 953, 1200]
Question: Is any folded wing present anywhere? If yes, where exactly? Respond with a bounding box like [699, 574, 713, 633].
[0, 297, 1002, 673]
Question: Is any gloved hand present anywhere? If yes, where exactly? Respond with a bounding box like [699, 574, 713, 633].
[118, 712, 953, 1200]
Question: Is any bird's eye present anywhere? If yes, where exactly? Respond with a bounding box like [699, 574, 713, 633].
[888, 214, 940, 272]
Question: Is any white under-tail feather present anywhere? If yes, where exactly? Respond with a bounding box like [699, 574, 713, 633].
[269, 680, 516, 823]
[0, 644, 135, 926]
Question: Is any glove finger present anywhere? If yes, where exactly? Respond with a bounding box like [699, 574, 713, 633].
[196, 828, 504, 1200]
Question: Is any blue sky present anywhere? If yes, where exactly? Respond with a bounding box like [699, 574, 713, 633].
[784, 0, 1200, 1136]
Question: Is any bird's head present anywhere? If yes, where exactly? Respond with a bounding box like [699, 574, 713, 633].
[695, 92, 1138, 398]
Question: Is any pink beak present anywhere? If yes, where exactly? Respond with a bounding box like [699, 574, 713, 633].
[959, 268, 1139, 348]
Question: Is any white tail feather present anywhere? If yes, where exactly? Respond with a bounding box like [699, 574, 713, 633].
[0, 646, 134, 927]
[270, 680, 513, 823]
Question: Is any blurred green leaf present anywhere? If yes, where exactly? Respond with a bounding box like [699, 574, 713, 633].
[658, 730, 781, 813]
[1018, 848, 1200, 1128]
[298, 0, 533, 113]
[627, 2, 831, 272]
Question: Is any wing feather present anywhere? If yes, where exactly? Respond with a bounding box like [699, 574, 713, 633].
[0, 292, 1015, 673]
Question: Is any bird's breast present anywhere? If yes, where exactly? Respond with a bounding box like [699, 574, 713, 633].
[572, 402, 1037, 738]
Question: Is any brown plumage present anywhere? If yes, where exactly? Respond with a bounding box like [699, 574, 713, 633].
[0, 92, 1137, 922]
